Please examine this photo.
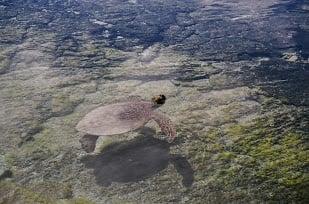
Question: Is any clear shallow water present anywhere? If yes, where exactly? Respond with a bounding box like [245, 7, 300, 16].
[0, 0, 308, 203]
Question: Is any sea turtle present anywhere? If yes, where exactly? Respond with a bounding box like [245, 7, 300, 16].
[76, 95, 176, 152]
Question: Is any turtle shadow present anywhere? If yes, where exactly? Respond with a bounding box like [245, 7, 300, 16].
[81, 130, 194, 187]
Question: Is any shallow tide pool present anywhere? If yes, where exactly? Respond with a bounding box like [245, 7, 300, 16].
[0, 0, 308, 203]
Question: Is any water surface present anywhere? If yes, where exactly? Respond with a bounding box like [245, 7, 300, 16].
[0, 0, 308, 203]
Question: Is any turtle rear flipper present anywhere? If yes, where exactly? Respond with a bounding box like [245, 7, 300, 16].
[151, 111, 176, 142]
[80, 135, 99, 153]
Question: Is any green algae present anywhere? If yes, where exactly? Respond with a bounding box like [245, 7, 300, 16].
[188, 115, 309, 202]
[0, 181, 94, 204]
[227, 121, 308, 201]
[104, 48, 128, 61]
[23, 128, 56, 152]
[56, 197, 95, 204]
[1, 82, 28, 99]
[188, 128, 224, 173]
[226, 122, 308, 186]
[0, 54, 10, 74]
[0, 180, 52, 204]
[8, 129, 66, 169]
[3, 153, 17, 168]
[216, 151, 236, 161]
[51, 93, 84, 117]
[103, 198, 136, 204]
[53, 39, 127, 69]
[27, 181, 73, 200]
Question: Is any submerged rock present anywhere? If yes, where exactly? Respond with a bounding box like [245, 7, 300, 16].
[0, 155, 12, 180]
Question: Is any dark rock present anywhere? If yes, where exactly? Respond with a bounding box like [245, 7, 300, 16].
[0, 155, 12, 180]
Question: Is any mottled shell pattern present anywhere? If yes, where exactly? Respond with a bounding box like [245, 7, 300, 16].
[76, 95, 176, 142]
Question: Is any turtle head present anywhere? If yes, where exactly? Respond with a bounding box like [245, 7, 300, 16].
[152, 94, 166, 107]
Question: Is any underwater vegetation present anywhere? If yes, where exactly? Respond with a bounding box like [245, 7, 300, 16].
[0, 0, 308, 203]
[189, 110, 309, 202]
[0, 180, 94, 204]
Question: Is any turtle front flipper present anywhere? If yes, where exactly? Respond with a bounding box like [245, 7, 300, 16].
[151, 111, 176, 143]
